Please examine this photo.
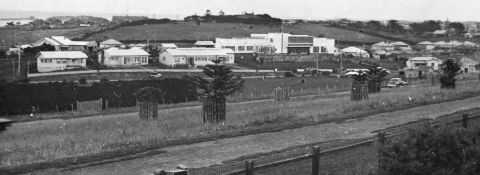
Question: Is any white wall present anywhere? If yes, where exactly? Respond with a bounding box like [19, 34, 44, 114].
[102, 52, 149, 67]
[37, 55, 86, 72]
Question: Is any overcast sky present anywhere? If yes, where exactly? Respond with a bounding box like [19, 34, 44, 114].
[1, 0, 480, 21]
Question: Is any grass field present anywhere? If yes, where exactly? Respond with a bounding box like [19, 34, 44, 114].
[0, 27, 99, 48]
[85, 23, 389, 43]
[1, 82, 480, 168]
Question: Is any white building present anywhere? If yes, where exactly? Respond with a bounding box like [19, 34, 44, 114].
[249, 33, 335, 54]
[459, 57, 478, 73]
[98, 47, 149, 67]
[32, 36, 97, 53]
[160, 43, 178, 50]
[159, 48, 234, 67]
[340, 46, 370, 58]
[415, 41, 436, 50]
[37, 51, 88, 72]
[215, 38, 275, 54]
[391, 41, 411, 51]
[405, 57, 443, 71]
[99, 39, 123, 49]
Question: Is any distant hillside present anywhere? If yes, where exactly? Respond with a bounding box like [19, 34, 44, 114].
[46, 16, 110, 25]
[85, 22, 389, 44]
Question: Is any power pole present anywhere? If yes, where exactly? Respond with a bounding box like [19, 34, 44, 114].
[17, 44, 21, 73]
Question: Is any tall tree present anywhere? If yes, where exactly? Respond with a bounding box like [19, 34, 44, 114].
[448, 22, 466, 35]
[189, 60, 244, 123]
[366, 66, 390, 93]
[387, 20, 405, 33]
[439, 59, 462, 89]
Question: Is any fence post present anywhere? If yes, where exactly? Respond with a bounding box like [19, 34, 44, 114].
[246, 160, 254, 175]
[56, 105, 59, 113]
[251, 92, 254, 98]
[71, 103, 74, 112]
[463, 113, 469, 128]
[312, 146, 320, 175]
[378, 131, 386, 174]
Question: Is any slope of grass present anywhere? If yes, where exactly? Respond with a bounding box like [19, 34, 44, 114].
[86, 23, 389, 43]
[0, 27, 99, 47]
[1, 82, 480, 168]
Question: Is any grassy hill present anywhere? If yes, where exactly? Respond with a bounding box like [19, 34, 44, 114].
[85, 22, 390, 44]
[0, 26, 100, 47]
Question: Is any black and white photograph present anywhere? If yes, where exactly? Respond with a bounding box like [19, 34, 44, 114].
[1, 0, 480, 174]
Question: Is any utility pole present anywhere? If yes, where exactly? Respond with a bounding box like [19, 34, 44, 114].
[17, 44, 21, 73]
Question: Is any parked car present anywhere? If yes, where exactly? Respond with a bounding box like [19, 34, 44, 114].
[387, 78, 407, 87]
[149, 72, 163, 78]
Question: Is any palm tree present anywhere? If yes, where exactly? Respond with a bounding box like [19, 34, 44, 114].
[366, 66, 390, 93]
[350, 70, 370, 101]
[189, 60, 244, 123]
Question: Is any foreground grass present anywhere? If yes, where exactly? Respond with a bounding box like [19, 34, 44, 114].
[1, 82, 480, 167]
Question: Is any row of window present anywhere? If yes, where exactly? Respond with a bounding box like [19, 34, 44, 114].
[109, 56, 148, 63]
[312, 46, 327, 53]
[171, 57, 229, 63]
[40, 58, 83, 64]
[288, 36, 314, 44]
[222, 46, 254, 51]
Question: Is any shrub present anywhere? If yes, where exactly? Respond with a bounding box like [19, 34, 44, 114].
[379, 124, 480, 175]
[78, 78, 87, 84]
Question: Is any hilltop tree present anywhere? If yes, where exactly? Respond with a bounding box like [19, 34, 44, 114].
[366, 20, 384, 32]
[448, 22, 465, 35]
[188, 60, 244, 123]
[439, 59, 462, 89]
[387, 20, 405, 33]
[409, 20, 442, 34]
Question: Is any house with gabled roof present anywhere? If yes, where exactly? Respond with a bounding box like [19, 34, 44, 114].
[415, 41, 435, 50]
[36, 51, 88, 72]
[159, 48, 234, 67]
[371, 41, 394, 51]
[32, 36, 97, 53]
[391, 41, 411, 51]
[99, 39, 123, 49]
[194, 41, 215, 48]
[98, 47, 149, 67]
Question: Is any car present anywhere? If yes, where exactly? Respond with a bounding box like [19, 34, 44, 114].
[387, 78, 408, 88]
[149, 72, 163, 78]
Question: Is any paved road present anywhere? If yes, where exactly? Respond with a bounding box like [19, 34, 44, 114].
[31, 94, 480, 175]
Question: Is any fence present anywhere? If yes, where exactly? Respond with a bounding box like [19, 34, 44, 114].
[153, 112, 480, 175]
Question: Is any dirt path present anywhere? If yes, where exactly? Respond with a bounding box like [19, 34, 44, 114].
[31, 95, 480, 175]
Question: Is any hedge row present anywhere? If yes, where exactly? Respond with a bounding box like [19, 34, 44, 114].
[0, 78, 198, 116]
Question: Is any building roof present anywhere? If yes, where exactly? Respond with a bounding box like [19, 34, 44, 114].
[463, 41, 478, 46]
[391, 41, 409, 46]
[434, 41, 448, 45]
[103, 47, 149, 56]
[341, 46, 368, 53]
[100, 39, 123, 45]
[194, 41, 215, 46]
[165, 48, 233, 56]
[161, 43, 178, 48]
[372, 41, 393, 47]
[448, 40, 462, 46]
[460, 57, 477, 63]
[433, 30, 447, 34]
[410, 56, 439, 61]
[39, 51, 88, 59]
[417, 41, 434, 45]
[50, 36, 89, 46]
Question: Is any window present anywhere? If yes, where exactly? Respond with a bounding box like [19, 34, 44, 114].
[246, 46, 254, 51]
[288, 36, 313, 43]
[163, 57, 166, 61]
[431, 63, 435, 67]
[313, 46, 319, 53]
[175, 57, 180, 63]
[238, 46, 245, 51]
[321, 47, 327, 53]
[223, 46, 235, 51]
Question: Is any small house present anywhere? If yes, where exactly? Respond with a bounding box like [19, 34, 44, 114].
[194, 41, 215, 48]
[100, 39, 123, 49]
[98, 47, 149, 67]
[159, 48, 234, 67]
[37, 51, 88, 72]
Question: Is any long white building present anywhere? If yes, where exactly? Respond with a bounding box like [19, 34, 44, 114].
[159, 48, 234, 67]
[249, 33, 335, 54]
[98, 47, 149, 67]
[37, 51, 88, 72]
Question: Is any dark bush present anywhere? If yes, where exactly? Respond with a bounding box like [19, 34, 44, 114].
[284, 71, 296, 77]
[78, 78, 87, 84]
[379, 124, 480, 175]
[439, 59, 462, 89]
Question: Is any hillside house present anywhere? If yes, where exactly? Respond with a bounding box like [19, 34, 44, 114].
[371, 42, 394, 51]
[32, 36, 97, 53]
[405, 56, 443, 78]
[159, 48, 234, 67]
[391, 41, 411, 51]
[340, 47, 370, 58]
[98, 47, 149, 67]
[458, 57, 479, 73]
[159, 43, 178, 51]
[37, 51, 87, 72]
[415, 41, 435, 50]
[433, 30, 448, 37]
[463, 41, 478, 47]
[100, 39, 123, 49]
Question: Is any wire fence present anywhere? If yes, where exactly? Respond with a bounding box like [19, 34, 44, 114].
[155, 112, 480, 175]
